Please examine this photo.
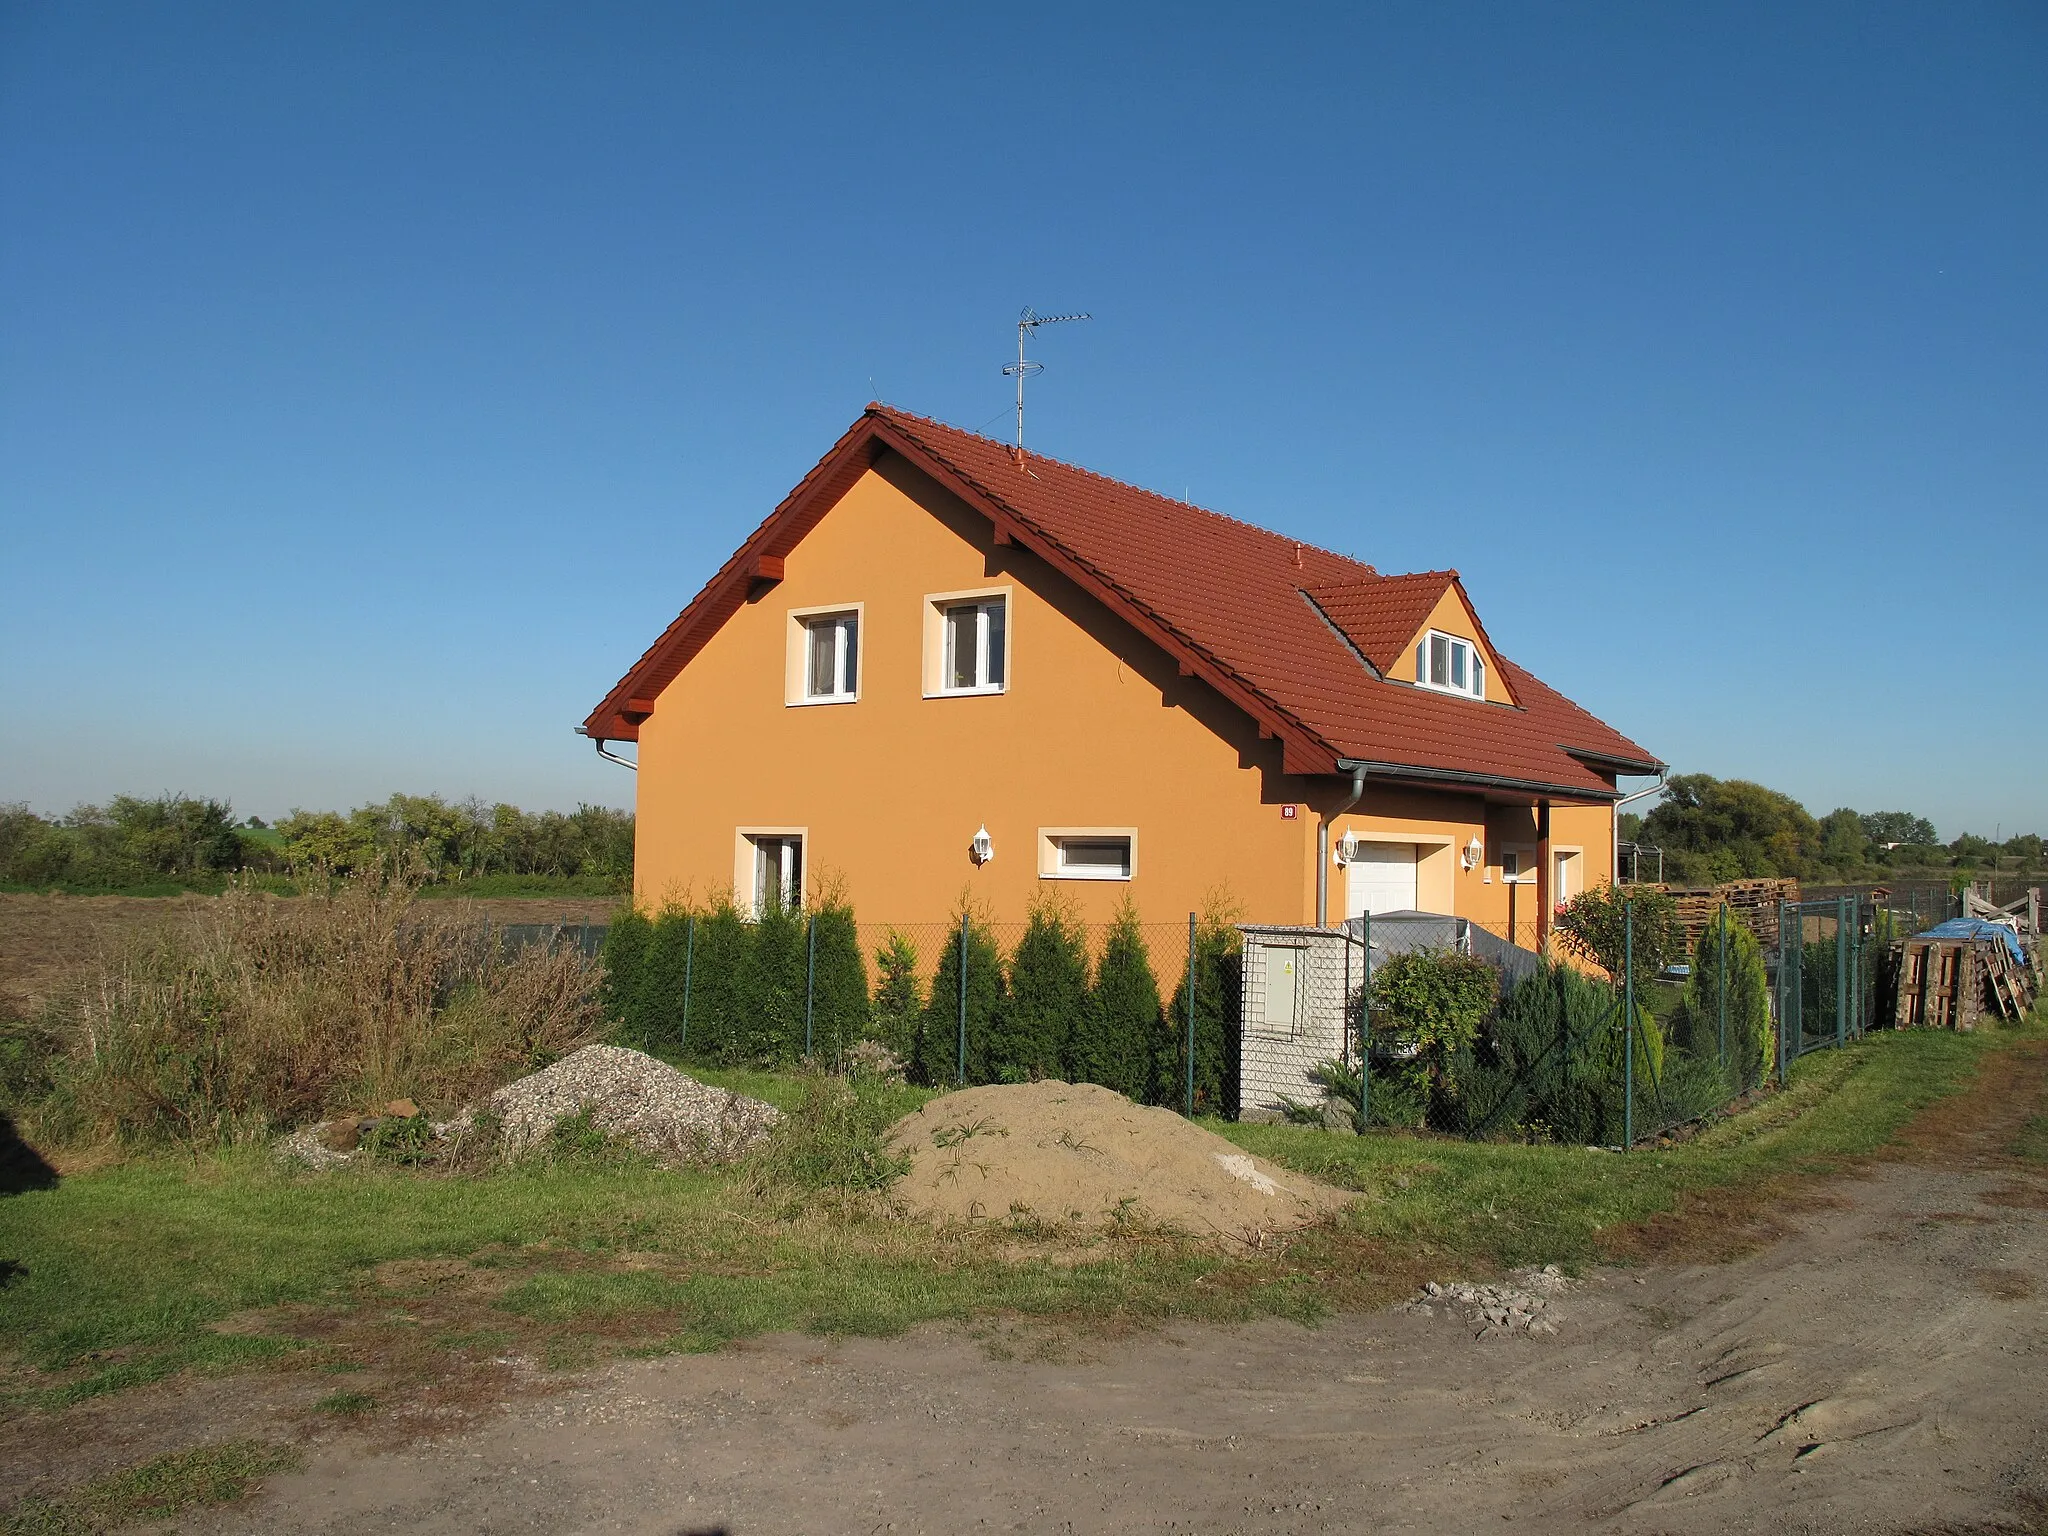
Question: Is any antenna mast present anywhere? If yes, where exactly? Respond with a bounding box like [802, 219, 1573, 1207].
[1001, 306, 1090, 447]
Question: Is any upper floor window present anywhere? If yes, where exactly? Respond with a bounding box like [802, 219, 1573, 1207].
[786, 603, 861, 707]
[1416, 630, 1485, 700]
[942, 598, 1007, 694]
[805, 612, 858, 700]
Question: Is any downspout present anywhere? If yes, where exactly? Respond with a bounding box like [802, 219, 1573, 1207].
[1611, 772, 1667, 884]
[577, 729, 638, 772]
[1318, 764, 1368, 927]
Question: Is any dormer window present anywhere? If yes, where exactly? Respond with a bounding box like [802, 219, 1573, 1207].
[1416, 630, 1485, 700]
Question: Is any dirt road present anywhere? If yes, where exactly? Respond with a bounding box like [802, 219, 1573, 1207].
[177, 1091, 2046, 1534]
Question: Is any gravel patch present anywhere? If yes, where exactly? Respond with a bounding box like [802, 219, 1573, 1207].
[274, 1045, 781, 1169]
[471, 1044, 780, 1164]
[1404, 1265, 1574, 1338]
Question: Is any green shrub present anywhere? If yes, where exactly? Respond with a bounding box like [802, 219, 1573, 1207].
[990, 898, 1088, 1083]
[803, 899, 868, 1065]
[1159, 915, 1239, 1115]
[915, 906, 1005, 1087]
[597, 906, 652, 1040]
[869, 931, 924, 1063]
[1365, 947, 1499, 1116]
[632, 906, 694, 1053]
[1070, 901, 1160, 1099]
[1674, 907, 1773, 1088]
[686, 899, 750, 1063]
[738, 901, 806, 1063]
[1556, 885, 1680, 992]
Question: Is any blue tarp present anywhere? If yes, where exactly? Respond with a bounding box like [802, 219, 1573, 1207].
[1916, 918, 2027, 969]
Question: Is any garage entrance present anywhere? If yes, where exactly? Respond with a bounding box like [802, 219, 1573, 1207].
[1344, 841, 1418, 919]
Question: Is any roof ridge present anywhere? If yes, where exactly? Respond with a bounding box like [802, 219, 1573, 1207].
[869, 403, 1376, 577]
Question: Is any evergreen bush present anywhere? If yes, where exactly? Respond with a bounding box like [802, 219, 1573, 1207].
[914, 907, 1005, 1087]
[686, 899, 750, 1063]
[869, 931, 924, 1064]
[1159, 916, 1239, 1115]
[597, 905, 651, 1041]
[990, 898, 1088, 1082]
[1070, 901, 1160, 1099]
[741, 901, 807, 1063]
[1673, 907, 1773, 1089]
[803, 899, 868, 1065]
[633, 906, 695, 1053]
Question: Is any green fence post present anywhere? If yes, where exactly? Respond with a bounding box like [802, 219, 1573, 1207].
[1843, 897, 1859, 1056]
[956, 912, 968, 1088]
[680, 915, 696, 1054]
[804, 913, 817, 1060]
[1717, 905, 1728, 1070]
[1623, 898, 1635, 1152]
[1360, 913, 1373, 1129]
[1776, 901, 1789, 1085]
[1184, 911, 1197, 1119]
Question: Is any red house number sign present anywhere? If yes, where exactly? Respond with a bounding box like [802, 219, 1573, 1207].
[1281, 805, 1298, 820]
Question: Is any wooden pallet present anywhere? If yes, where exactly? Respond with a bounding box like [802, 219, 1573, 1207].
[1890, 939, 1983, 1031]
[1888, 934, 2039, 1029]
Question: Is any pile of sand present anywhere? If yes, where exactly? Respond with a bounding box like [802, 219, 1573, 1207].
[888, 1081, 1350, 1250]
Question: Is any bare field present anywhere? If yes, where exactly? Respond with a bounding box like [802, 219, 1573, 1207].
[0, 892, 622, 1016]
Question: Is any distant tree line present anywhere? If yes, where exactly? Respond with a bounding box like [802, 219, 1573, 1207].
[1620, 773, 2041, 885]
[0, 793, 633, 893]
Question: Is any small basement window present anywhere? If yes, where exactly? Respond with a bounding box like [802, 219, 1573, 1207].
[1415, 630, 1485, 700]
[1038, 829, 1135, 881]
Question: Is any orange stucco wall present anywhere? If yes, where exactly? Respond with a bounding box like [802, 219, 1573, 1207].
[632, 454, 1614, 938]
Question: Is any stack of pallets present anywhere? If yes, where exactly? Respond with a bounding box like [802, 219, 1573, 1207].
[1890, 930, 2038, 1030]
[1655, 878, 1802, 952]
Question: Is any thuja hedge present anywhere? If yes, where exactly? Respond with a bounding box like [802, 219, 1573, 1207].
[600, 895, 1231, 1110]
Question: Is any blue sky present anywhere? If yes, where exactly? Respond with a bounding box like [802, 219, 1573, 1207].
[2, 3, 2042, 837]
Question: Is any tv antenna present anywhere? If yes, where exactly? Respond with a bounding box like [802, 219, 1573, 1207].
[1002, 306, 1090, 447]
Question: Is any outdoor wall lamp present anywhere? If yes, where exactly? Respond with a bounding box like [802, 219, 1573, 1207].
[1462, 835, 1484, 871]
[970, 825, 994, 865]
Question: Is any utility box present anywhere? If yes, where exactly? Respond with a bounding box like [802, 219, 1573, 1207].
[1237, 925, 1362, 1122]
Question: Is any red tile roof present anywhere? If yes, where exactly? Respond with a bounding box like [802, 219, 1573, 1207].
[585, 405, 1662, 799]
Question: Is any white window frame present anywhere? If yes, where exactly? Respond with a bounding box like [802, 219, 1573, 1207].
[1037, 827, 1137, 882]
[734, 827, 806, 917]
[1414, 629, 1486, 701]
[922, 586, 1012, 698]
[784, 603, 863, 707]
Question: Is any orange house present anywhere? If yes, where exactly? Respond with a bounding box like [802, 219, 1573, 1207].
[583, 406, 1663, 949]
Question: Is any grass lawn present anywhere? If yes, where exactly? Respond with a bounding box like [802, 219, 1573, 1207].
[0, 1022, 2032, 1417]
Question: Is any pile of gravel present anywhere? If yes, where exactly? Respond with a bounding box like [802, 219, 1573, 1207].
[471, 1043, 781, 1164]
[274, 1045, 781, 1170]
[1404, 1265, 1572, 1338]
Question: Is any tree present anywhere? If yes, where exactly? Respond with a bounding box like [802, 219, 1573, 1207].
[1158, 915, 1240, 1115]
[915, 905, 1005, 1087]
[1816, 807, 1870, 870]
[1674, 908, 1773, 1089]
[989, 898, 1089, 1082]
[1859, 810, 1937, 847]
[1364, 948, 1499, 1118]
[1555, 885, 1680, 994]
[1639, 775, 1819, 882]
[1069, 901, 1160, 1098]
[869, 931, 925, 1063]
[803, 898, 868, 1065]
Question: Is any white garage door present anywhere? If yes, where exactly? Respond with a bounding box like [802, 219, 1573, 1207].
[1345, 841, 1418, 919]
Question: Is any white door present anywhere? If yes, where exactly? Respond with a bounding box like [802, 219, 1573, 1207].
[1345, 841, 1418, 918]
[1553, 850, 1579, 905]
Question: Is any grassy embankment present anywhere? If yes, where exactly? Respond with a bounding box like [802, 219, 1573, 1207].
[3, 1020, 2034, 1420]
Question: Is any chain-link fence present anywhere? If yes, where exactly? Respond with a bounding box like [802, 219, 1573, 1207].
[1237, 897, 1881, 1150]
[598, 906, 1228, 1112]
